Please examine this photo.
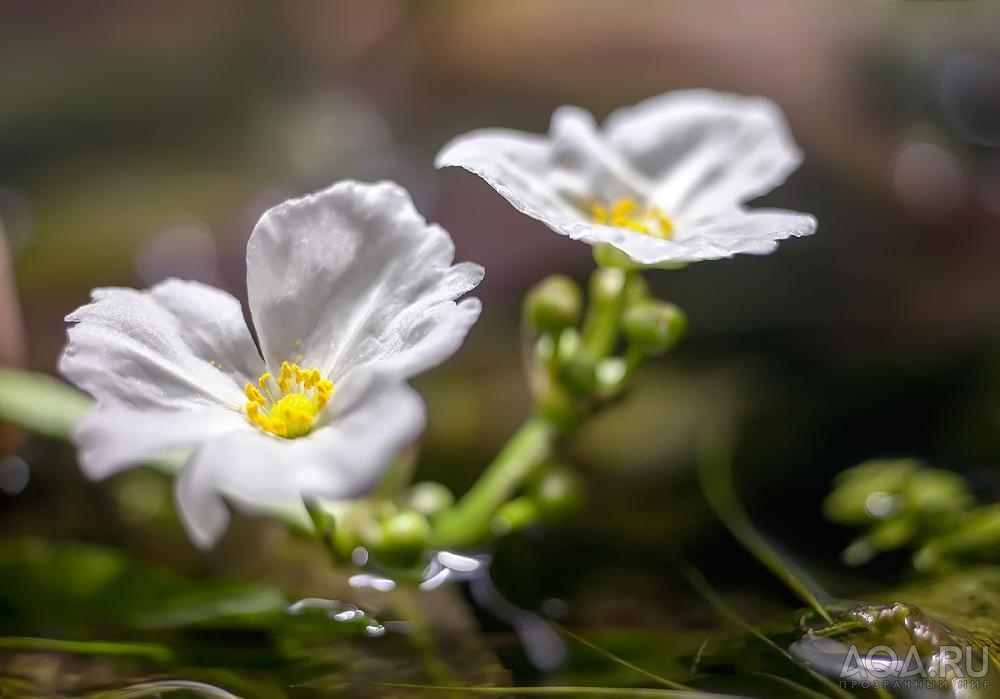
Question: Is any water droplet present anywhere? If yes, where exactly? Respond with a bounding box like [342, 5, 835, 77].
[351, 546, 370, 566]
[865, 491, 899, 519]
[348, 573, 396, 592]
[0, 456, 29, 495]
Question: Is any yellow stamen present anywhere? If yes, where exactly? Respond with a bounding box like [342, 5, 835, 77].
[591, 197, 674, 240]
[243, 363, 334, 439]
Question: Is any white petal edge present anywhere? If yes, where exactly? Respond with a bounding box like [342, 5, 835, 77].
[175, 378, 426, 548]
[245, 180, 483, 382]
[435, 109, 655, 237]
[436, 127, 588, 237]
[60, 279, 262, 412]
[561, 208, 817, 265]
[603, 89, 804, 219]
[75, 406, 252, 480]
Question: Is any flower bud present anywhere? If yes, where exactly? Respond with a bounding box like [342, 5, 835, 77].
[493, 497, 540, 536]
[531, 465, 584, 521]
[379, 510, 430, 563]
[406, 481, 455, 517]
[622, 300, 686, 354]
[524, 275, 583, 334]
[588, 266, 626, 302]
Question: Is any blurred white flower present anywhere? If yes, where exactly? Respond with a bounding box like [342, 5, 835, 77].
[60, 180, 483, 548]
[436, 90, 816, 265]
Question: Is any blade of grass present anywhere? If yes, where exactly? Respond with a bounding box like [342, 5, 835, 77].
[555, 624, 693, 692]
[678, 564, 854, 699]
[698, 425, 833, 624]
[749, 672, 837, 699]
[688, 635, 711, 676]
[0, 636, 173, 663]
[377, 683, 729, 697]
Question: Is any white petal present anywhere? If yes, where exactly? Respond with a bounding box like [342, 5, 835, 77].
[75, 406, 251, 480]
[603, 90, 803, 219]
[175, 378, 425, 548]
[436, 108, 652, 230]
[567, 208, 816, 265]
[60, 279, 263, 411]
[245, 180, 483, 381]
[437, 127, 585, 234]
[546, 106, 655, 201]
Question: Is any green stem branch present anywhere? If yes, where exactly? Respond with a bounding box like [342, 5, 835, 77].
[431, 417, 557, 548]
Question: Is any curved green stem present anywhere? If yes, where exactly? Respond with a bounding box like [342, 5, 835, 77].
[431, 417, 557, 548]
[699, 426, 834, 624]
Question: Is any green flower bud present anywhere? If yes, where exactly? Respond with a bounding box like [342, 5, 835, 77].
[493, 497, 540, 536]
[379, 510, 430, 563]
[589, 266, 626, 302]
[905, 470, 972, 516]
[531, 465, 584, 521]
[524, 275, 583, 334]
[869, 517, 916, 550]
[333, 511, 383, 559]
[406, 481, 455, 517]
[621, 300, 686, 354]
[560, 361, 596, 395]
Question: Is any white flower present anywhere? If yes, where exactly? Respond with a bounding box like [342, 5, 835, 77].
[436, 89, 816, 265]
[59, 180, 484, 548]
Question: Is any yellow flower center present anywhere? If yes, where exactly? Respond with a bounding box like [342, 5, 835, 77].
[591, 198, 674, 240]
[244, 362, 334, 439]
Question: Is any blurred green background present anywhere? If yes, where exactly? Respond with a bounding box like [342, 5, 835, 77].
[1, 1, 1000, 695]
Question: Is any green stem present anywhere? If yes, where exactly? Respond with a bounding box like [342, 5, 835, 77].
[699, 426, 835, 625]
[373, 446, 419, 500]
[582, 268, 628, 359]
[394, 584, 456, 685]
[303, 496, 342, 565]
[431, 418, 557, 548]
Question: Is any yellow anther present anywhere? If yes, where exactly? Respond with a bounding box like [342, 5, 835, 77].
[591, 197, 673, 240]
[277, 362, 293, 392]
[243, 363, 334, 439]
[244, 384, 266, 405]
[305, 368, 319, 389]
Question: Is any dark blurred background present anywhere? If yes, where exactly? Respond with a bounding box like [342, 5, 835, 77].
[2, 0, 1000, 675]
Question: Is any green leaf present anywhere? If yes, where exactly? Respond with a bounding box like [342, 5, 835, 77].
[0, 367, 91, 440]
[0, 538, 288, 634]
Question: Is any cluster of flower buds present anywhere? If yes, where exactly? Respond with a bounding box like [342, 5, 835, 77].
[524, 266, 687, 432]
